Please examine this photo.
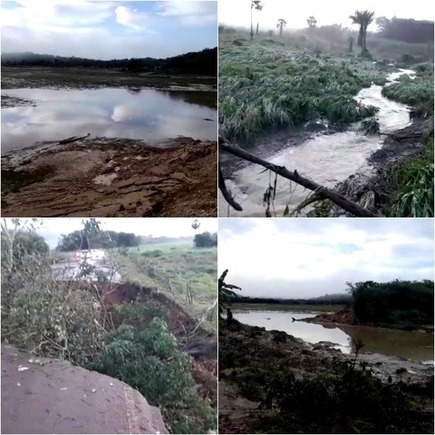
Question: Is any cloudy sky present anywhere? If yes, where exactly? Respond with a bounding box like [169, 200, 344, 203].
[219, 0, 432, 30]
[2, 218, 217, 248]
[1, 0, 217, 60]
[219, 219, 434, 299]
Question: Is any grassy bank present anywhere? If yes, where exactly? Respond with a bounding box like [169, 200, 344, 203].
[381, 68, 434, 217]
[219, 34, 388, 144]
[117, 243, 217, 330]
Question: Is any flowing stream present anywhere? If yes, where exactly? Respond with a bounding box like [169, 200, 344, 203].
[220, 69, 414, 217]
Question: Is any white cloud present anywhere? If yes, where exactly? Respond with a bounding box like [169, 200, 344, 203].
[219, 219, 434, 298]
[158, 1, 217, 26]
[115, 5, 149, 31]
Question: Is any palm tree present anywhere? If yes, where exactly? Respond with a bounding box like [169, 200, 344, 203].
[276, 18, 287, 37]
[250, 0, 262, 40]
[349, 10, 375, 53]
[255, 1, 263, 35]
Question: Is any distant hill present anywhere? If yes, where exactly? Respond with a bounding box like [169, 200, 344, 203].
[1, 47, 217, 76]
[229, 293, 351, 305]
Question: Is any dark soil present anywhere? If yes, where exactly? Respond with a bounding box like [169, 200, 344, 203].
[219, 317, 434, 434]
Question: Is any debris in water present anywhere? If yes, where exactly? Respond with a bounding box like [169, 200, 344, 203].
[18, 365, 29, 372]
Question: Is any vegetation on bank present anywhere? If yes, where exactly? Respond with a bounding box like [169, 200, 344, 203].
[118, 241, 217, 324]
[348, 280, 434, 325]
[219, 36, 385, 144]
[1, 48, 218, 76]
[1, 221, 216, 433]
[381, 68, 434, 217]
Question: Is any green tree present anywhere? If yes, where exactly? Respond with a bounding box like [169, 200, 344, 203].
[194, 232, 217, 248]
[349, 10, 375, 54]
[276, 18, 287, 37]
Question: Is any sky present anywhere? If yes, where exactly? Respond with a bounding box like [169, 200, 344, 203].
[219, 219, 434, 299]
[219, 0, 433, 31]
[2, 218, 218, 248]
[1, 0, 217, 59]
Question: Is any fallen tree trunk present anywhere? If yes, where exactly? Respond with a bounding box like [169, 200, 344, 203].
[220, 142, 379, 217]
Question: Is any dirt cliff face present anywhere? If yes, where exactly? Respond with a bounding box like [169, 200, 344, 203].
[1, 137, 217, 217]
[1, 343, 169, 434]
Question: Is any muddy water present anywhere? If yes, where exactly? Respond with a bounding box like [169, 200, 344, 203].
[220, 69, 414, 217]
[1, 88, 216, 153]
[233, 309, 434, 363]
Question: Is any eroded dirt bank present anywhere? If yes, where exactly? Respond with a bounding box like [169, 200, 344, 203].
[2, 137, 217, 217]
[301, 306, 434, 332]
[219, 318, 433, 434]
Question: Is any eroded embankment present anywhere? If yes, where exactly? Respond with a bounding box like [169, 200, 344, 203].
[1, 137, 217, 217]
[219, 318, 433, 434]
[301, 305, 434, 332]
[68, 281, 217, 405]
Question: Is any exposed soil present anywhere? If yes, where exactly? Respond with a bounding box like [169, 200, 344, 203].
[219, 318, 434, 434]
[1, 67, 217, 95]
[1, 343, 169, 434]
[1, 137, 217, 217]
[302, 306, 434, 332]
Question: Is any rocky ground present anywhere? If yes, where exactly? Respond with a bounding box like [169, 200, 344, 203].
[2, 137, 217, 217]
[1, 343, 169, 434]
[219, 318, 434, 434]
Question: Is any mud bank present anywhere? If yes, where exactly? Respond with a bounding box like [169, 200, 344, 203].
[1, 137, 217, 217]
[219, 318, 433, 434]
[300, 306, 434, 332]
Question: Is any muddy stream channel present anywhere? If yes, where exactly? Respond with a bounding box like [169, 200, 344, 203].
[220, 69, 415, 217]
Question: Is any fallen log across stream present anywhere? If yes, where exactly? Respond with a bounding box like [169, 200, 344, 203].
[220, 139, 379, 218]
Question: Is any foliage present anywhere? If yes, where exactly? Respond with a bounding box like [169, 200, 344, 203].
[347, 280, 434, 324]
[218, 269, 241, 314]
[193, 232, 218, 248]
[349, 10, 375, 52]
[376, 17, 434, 44]
[56, 229, 142, 251]
[359, 117, 380, 135]
[91, 319, 216, 434]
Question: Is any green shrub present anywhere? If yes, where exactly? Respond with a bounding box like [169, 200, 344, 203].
[91, 318, 216, 434]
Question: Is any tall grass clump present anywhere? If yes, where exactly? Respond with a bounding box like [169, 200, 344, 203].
[219, 39, 387, 144]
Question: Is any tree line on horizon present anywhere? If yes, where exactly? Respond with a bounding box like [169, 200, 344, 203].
[1, 47, 217, 76]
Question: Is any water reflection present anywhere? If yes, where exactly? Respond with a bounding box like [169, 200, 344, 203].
[233, 310, 434, 362]
[1, 88, 217, 153]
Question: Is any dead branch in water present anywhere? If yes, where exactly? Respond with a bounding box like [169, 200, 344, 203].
[220, 140, 379, 217]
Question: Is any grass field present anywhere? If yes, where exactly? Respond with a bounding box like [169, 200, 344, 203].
[117, 242, 217, 330]
[219, 31, 391, 145]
